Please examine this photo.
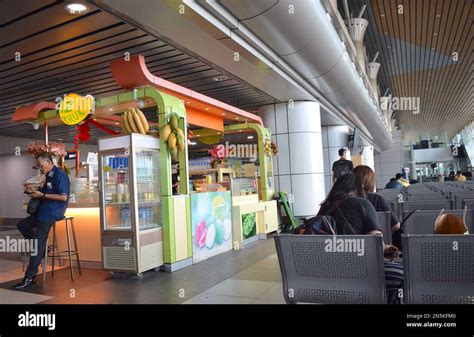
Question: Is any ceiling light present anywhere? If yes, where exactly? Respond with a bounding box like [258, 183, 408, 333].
[205, 108, 209, 110]
[239, 130, 242, 132]
[65, 2, 89, 14]
[217, 132, 221, 135]
[115, 122, 119, 125]
[109, 108, 114, 111]
[235, 117, 239, 120]
[247, 136, 254, 139]
[189, 141, 197, 145]
[186, 101, 191, 104]
[212, 76, 228, 82]
[221, 112, 226, 116]
[196, 135, 200, 137]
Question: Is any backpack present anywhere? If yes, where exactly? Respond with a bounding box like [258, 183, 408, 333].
[293, 214, 337, 235]
[294, 198, 358, 235]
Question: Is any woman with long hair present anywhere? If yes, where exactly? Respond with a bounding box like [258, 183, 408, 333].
[352, 165, 401, 232]
[319, 172, 403, 304]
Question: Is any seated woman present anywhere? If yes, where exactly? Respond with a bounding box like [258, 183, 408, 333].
[353, 165, 400, 231]
[319, 173, 403, 304]
[353, 165, 401, 249]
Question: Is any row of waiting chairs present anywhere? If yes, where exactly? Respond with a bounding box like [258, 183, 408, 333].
[274, 234, 474, 304]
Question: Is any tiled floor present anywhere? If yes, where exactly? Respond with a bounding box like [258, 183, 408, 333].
[0, 237, 286, 304]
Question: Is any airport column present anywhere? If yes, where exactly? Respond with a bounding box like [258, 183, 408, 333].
[321, 126, 351, 192]
[259, 102, 325, 217]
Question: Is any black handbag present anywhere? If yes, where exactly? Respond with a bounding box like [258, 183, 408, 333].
[27, 197, 42, 216]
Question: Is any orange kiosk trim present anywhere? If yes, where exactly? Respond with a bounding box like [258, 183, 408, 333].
[110, 54, 263, 129]
[12, 102, 57, 122]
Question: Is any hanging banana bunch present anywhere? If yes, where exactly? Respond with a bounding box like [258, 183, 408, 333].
[120, 108, 149, 135]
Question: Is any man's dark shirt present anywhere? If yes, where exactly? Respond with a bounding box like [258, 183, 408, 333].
[37, 165, 70, 223]
[332, 159, 354, 179]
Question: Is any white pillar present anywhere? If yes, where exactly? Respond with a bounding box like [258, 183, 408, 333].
[259, 102, 325, 217]
[361, 145, 375, 171]
[322, 126, 351, 192]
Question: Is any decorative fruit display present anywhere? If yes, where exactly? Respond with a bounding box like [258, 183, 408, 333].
[120, 108, 149, 135]
[242, 212, 257, 239]
[27, 142, 67, 157]
[271, 141, 279, 155]
[205, 223, 216, 249]
[264, 140, 272, 155]
[194, 220, 207, 248]
[159, 113, 186, 160]
[264, 140, 279, 156]
[214, 219, 225, 245]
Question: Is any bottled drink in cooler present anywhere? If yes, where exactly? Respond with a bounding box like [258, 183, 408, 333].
[139, 208, 143, 226]
[149, 207, 154, 225]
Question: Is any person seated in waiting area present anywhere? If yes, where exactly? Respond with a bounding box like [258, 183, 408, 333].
[319, 173, 403, 304]
[385, 177, 403, 190]
[454, 171, 467, 182]
[353, 166, 400, 232]
[354, 166, 402, 249]
[395, 173, 410, 188]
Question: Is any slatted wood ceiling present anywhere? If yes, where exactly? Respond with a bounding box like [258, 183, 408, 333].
[0, 0, 277, 143]
[347, 0, 473, 143]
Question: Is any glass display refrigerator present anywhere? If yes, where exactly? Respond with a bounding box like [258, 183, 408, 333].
[98, 134, 163, 277]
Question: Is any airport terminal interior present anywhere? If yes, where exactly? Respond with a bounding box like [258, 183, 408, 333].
[0, 0, 472, 305]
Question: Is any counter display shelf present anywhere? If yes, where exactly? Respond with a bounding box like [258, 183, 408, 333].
[231, 194, 279, 250]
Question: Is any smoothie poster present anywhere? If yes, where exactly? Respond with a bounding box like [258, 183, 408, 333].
[191, 191, 233, 263]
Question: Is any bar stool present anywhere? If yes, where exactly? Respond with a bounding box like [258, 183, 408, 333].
[43, 216, 82, 282]
[23, 232, 61, 272]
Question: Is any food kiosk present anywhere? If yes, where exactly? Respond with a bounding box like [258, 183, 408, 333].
[11, 54, 279, 274]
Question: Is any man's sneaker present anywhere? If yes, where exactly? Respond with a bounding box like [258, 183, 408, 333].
[11, 276, 36, 290]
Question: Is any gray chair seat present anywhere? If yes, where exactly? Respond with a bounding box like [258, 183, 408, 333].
[273, 234, 386, 304]
[402, 234, 474, 304]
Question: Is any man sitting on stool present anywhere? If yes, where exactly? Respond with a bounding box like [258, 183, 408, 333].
[13, 152, 70, 289]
